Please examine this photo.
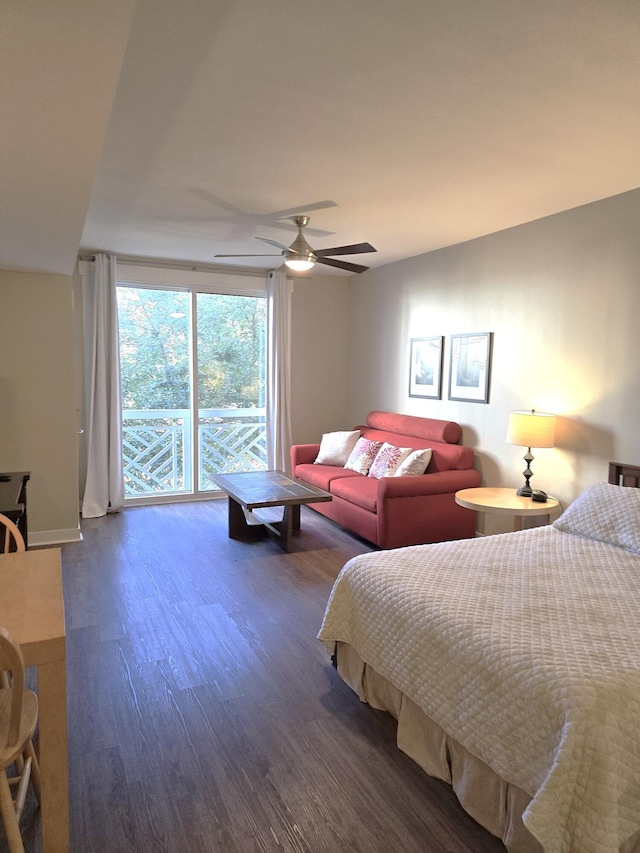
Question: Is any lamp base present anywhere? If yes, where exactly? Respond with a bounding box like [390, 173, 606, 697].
[516, 447, 534, 498]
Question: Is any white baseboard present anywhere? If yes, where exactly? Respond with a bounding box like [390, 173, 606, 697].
[29, 528, 83, 548]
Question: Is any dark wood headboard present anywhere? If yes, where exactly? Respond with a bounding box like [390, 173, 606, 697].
[608, 462, 640, 487]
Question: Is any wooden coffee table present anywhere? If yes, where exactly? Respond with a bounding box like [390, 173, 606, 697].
[211, 470, 332, 552]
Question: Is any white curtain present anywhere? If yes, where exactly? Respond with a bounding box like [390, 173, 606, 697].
[266, 269, 293, 472]
[81, 253, 125, 517]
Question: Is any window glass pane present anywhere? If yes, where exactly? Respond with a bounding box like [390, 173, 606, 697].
[197, 293, 267, 491]
[117, 286, 192, 496]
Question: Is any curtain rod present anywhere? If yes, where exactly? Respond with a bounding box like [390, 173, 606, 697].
[77, 252, 273, 279]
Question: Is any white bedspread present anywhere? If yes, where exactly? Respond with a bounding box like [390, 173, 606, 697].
[318, 526, 640, 853]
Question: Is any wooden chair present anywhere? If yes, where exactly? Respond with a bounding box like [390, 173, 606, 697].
[0, 627, 40, 853]
[0, 520, 25, 689]
[0, 515, 25, 555]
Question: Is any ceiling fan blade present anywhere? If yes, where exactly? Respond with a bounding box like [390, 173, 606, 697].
[188, 188, 245, 215]
[270, 200, 338, 218]
[316, 256, 370, 274]
[256, 237, 288, 250]
[214, 253, 282, 258]
[314, 242, 377, 257]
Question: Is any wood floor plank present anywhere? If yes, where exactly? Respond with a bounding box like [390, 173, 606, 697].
[1, 500, 506, 852]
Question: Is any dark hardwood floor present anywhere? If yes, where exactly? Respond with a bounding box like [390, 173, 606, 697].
[7, 500, 506, 852]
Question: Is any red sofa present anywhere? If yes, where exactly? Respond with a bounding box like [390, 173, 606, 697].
[290, 410, 481, 549]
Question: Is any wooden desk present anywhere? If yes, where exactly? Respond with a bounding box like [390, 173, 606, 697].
[0, 548, 69, 852]
[455, 486, 560, 531]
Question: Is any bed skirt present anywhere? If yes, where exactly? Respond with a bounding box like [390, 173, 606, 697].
[335, 641, 640, 853]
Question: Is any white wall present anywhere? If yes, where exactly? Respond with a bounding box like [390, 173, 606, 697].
[343, 188, 640, 533]
[0, 270, 81, 544]
[290, 273, 350, 444]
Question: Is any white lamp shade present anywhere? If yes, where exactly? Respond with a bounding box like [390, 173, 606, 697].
[507, 410, 556, 448]
[284, 257, 315, 272]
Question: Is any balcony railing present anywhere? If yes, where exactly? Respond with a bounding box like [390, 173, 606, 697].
[122, 407, 267, 497]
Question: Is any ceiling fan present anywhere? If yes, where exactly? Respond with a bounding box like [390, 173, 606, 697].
[180, 192, 338, 240]
[215, 214, 377, 274]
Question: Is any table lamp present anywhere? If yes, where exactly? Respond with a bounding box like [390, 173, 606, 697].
[506, 409, 556, 496]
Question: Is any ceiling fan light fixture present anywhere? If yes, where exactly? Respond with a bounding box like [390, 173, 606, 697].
[284, 223, 316, 271]
[284, 253, 315, 272]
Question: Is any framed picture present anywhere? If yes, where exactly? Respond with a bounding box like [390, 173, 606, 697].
[409, 336, 444, 399]
[448, 332, 492, 403]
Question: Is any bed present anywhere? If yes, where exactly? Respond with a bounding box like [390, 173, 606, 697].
[318, 463, 640, 853]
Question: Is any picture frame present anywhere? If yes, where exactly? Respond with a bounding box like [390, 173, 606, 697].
[409, 336, 444, 399]
[448, 332, 492, 403]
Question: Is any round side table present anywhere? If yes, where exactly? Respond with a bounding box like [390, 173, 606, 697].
[455, 487, 560, 532]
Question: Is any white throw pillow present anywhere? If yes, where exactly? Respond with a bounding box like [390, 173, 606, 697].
[394, 448, 432, 476]
[368, 443, 413, 479]
[344, 437, 384, 475]
[314, 430, 360, 465]
[553, 481, 640, 554]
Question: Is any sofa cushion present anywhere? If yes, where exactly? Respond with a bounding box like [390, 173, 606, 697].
[366, 410, 462, 444]
[368, 443, 412, 479]
[331, 474, 378, 513]
[314, 430, 360, 465]
[294, 463, 360, 492]
[352, 428, 472, 473]
[344, 438, 384, 475]
[395, 448, 433, 476]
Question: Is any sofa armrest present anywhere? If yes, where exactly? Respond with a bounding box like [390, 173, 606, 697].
[377, 469, 481, 499]
[291, 443, 321, 468]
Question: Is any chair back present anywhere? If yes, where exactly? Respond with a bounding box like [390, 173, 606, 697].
[0, 513, 25, 553]
[0, 627, 25, 747]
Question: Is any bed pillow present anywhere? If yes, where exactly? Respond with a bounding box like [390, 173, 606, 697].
[394, 448, 432, 476]
[314, 430, 360, 465]
[553, 481, 640, 554]
[367, 443, 413, 479]
[344, 438, 384, 475]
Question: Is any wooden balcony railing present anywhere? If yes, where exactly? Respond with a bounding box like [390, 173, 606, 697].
[122, 408, 266, 497]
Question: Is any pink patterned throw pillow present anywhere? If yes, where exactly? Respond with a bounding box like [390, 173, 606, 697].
[368, 443, 412, 478]
[344, 438, 384, 475]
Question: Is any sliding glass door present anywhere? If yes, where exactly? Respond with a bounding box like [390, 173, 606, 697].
[195, 291, 267, 491]
[117, 282, 266, 501]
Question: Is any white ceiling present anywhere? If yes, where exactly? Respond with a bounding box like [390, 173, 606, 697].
[3, 0, 640, 277]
